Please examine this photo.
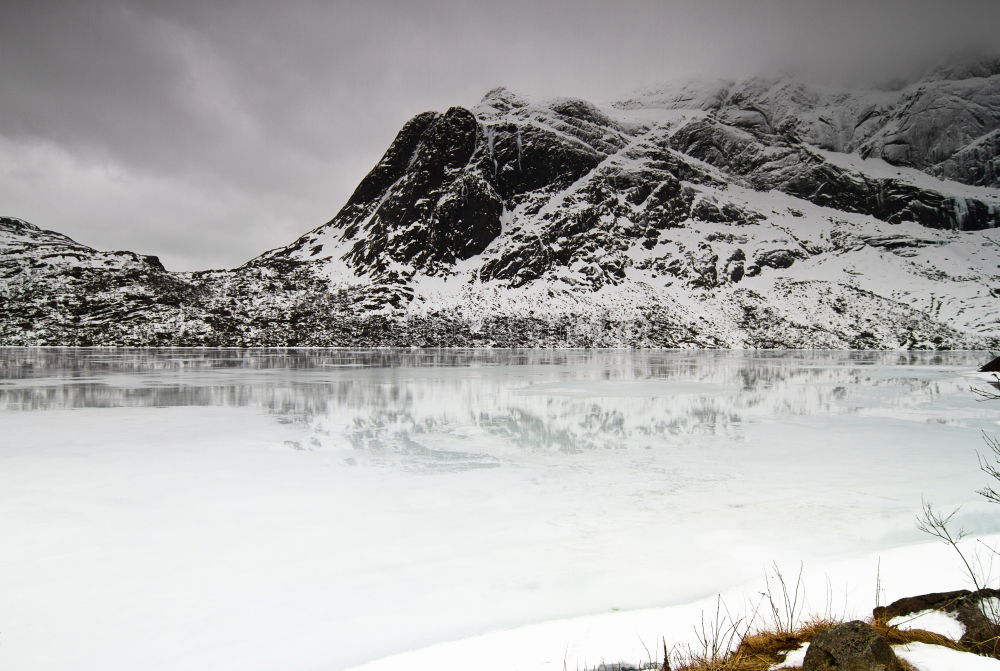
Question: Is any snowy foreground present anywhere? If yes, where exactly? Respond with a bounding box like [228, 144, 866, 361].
[344, 535, 1000, 671]
[1, 349, 998, 670]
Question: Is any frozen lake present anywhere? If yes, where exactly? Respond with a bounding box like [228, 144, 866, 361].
[1, 348, 998, 671]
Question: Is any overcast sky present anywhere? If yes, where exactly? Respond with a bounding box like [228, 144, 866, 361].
[2, 0, 998, 270]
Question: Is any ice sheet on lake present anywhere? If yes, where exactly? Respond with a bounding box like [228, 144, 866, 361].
[1, 349, 998, 671]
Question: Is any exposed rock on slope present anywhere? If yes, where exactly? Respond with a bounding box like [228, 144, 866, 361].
[3, 61, 1000, 347]
[0, 217, 213, 344]
[622, 56, 1000, 187]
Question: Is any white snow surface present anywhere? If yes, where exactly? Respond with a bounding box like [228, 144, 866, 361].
[770, 643, 809, 670]
[895, 642, 1000, 670]
[2, 349, 1000, 671]
[888, 609, 966, 640]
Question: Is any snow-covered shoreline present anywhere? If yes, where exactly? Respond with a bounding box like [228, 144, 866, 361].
[344, 535, 1000, 671]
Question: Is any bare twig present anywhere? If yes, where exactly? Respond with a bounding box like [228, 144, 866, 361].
[978, 431, 1000, 504]
[637, 635, 653, 670]
[874, 557, 884, 612]
[916, 500, 984, 592]
[760, 562, 805, 634]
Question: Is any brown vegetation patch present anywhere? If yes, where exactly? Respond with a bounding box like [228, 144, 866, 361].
[869, 618, 967, 652]
[665, 617, 962, 671]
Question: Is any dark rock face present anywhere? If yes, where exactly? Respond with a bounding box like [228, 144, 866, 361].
[341, 107, 503, 272]
[802, 621, 903, 671]
[932, 130, 1000, 188]
[341, 112, 441, 211]
[671, 119, 1000, 231]
[723, 249, 745, 282]
[873, 588, 1000, 657]
[981, 355, 1000, 372]
[860, 70, 1000, 186]
[756, 249, 803, 270]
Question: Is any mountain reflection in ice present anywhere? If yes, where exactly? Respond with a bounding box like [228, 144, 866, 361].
[1, 348, 991, 472]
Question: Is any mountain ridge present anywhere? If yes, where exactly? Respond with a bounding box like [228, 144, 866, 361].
[2, 62, 999, 348]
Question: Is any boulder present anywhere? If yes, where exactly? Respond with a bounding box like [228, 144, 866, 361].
[873, 588, 1000, 657]
[981, 355, 1000, 372]
[802, 620, 903, 671]
[756, 249, 802, 270]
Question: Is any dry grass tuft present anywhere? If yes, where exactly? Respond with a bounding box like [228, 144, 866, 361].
[668, 619, 838, 671]
[869, 617, 967, 652]
[793, 617, 842, 642]
[665, 615, 967, 671]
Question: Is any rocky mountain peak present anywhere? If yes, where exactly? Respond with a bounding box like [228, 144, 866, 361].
[922, 53, 1000, 82]
[3, 65, 1000, 348]
[478, 86, 529, 112]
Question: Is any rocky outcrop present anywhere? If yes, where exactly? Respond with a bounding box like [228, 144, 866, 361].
[259, 107, 505, 276]
[802, 621, 903, 671]
[932, 130, 1000, 187]
[980, 355, 1000, 372]
[873, 589, 1000, 657]
[670, 119, 1000, 231]
[861, 64, 1000, 185]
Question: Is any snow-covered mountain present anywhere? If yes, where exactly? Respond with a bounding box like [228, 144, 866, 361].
[3, 60, 1000, 347]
